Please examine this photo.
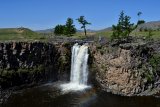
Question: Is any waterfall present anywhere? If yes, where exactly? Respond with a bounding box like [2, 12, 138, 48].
[70, 43, 89, 85]
[61, 43, 90, 91]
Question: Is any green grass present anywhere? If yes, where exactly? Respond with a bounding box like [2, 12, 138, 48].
[71, 33, 87, 39]
[0, 28, 160, 41]
[95, 30, 160, 40]
[0, 28, 46, 41]
[131, 31, 160, 39]
[71, 31, 113, 40]
[96, 31, 113, 38]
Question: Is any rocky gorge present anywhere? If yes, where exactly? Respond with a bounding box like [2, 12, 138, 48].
[0, 41, 72, 103]
[0, 39, 160, 104]
[90, 40, 160, 96]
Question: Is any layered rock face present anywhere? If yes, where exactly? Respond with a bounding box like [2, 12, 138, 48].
[1, 41, 160, 97]
[0, 42, 71, 89]
[90, 43, 160, 96]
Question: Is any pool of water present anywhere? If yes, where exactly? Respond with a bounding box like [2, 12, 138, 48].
[3, 82, 160, 107]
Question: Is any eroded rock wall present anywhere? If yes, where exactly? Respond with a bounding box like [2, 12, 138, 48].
[0, 42, 71, 89]
[90, 43, 160, 96]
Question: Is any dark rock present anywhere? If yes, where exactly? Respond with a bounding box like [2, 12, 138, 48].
[89, 41, 160, 96]
[0, 42, 72, 89]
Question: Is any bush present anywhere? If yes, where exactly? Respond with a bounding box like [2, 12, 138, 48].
[146, 29, 154, 40]
[111, 11, 135, 40]
[54, 18, 76, 36]
[149, 53, 160, 75]
[137, 20, 145, 25]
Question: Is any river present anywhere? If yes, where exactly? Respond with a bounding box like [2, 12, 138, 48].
[3, 82, 160, 107]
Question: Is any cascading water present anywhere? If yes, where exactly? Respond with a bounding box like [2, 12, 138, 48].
[61, 43, 90, 92]
[70, 43, 89, 85]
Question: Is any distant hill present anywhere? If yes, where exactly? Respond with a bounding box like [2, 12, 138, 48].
[137, 21, 160, 31]
[96, 21, 160, 32]
[97, 27, 112, 32]
[0, 28, 43, 40]
[0, 27, 37, 35]
[36, 28, 54, 33]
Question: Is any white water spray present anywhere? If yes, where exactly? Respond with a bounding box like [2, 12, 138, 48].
[61, 43, 90, 91]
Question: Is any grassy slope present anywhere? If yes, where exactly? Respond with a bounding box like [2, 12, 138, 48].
[94, 30, 160, 40]
[0, 28, 160, 41]
[69, 30, 160, 41]
[0, 28, 46, 41]
[131, 31, 160, 39]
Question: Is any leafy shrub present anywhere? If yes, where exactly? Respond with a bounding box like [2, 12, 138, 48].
[149, 53, 160, 75]
[146, 29, 154, 40]
[111, 11, 135, 40]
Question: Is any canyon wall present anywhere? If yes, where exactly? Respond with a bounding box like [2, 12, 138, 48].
[1, 41, 160, 97]
[0, 42, 71, 89]
[90, 42, 160, 96]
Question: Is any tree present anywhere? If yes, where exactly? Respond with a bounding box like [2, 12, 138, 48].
[54, 18, 76, 36]
[54, 25, 65, 35]
[64, 18, 76, 36]
[137, 20, 145, 25]
[77, 16, 91, 36]
[137, 11, 145, 25]
[137, 11, 142, 20]
[146, 29, 154, 40]
[111, 11, 135, 40]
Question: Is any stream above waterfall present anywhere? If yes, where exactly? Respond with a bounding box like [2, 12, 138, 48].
[3, 82, 160, 107]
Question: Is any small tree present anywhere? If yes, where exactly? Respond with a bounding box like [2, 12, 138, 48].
[137, 11, 145, 25]
[64, 18, 76, 36]
[137, 12, 142, 20]
[137, 20, 145, 25]
[77, 16, 91, 36]
[135, 11, 145, 34]
[111, 11, 135, 40]
[54, 25, 65, 35]
[146, 29, 154, 40]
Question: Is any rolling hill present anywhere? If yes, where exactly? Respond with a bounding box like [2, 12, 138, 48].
[0, 28, 44, 41]
[137, 21, 160, 31]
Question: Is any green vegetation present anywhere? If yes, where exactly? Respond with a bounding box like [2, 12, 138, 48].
[111, 11, 135, 40]
[54, 25, 65, 36]
[0, 27, 45, 41]
[137, 20, 145, 25]
[131, 31, 160, 39]
[54, 18, 76, 36]
[64, 18, 76, 36]
[77, 16, 91, 36]
[96, 31, 113, 38]
[0, 13, 160, 41]
[137, 12, 145, 25]
[0, 64, 46, 88]
[140, 53, 160, 82]
[146, 29, 154, 40]
[137, 11, 142, 21]
[149, 53, 160, 75]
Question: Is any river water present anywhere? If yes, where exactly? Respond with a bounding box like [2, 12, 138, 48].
[3, 82, 160, 107]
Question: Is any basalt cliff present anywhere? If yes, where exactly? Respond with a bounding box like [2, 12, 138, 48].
[0, 40, 160, 101]
[90, 41, 160, 96]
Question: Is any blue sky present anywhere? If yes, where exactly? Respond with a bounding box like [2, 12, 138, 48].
[0, 0, 160, 30]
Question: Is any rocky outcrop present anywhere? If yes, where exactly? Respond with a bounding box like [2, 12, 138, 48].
[90, 42, 160, 96]
[1, 40, 160, 98]
[0, 42, 71, 89]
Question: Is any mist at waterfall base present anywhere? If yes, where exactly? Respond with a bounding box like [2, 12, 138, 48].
[60, 43, 91, 92]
